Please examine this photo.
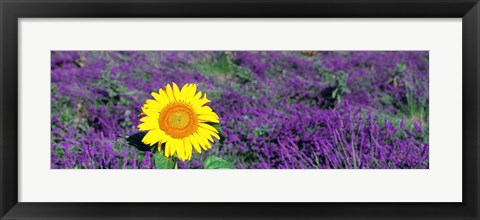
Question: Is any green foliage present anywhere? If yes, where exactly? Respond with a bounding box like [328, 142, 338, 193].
[58, 107, 74, 124]
[392, 63, 428, 122]
[331, 71, 351, 102]
[204, 156, 236, 169]
[132, 69, 151, 82]
[154, 150, 176, 169]
[191, 52, 255, 83]
[320, 70, 351, 108]
[252, 124, 270, 137]
[53, 144, 65, 157]
[94, 64, 133, 107]
[387, 63, 407, 88]
[234, 67, 255, 83]
[401, 91, 428, 119]
[376, 112, 429, 142]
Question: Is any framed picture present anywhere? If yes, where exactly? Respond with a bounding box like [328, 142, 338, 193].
[1, 0, 479, 219]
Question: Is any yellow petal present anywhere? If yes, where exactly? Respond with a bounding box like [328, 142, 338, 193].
[187, 84, 195, 99]
[197, 127, 214, 142]
[165, 140, 174, 157]
[173, 138, 185, 161]
[165, 84, 175, 102]
[157, 142, 163, 152]
[189, 135, 202, 153]
[189, 91, 204, 106]
[151, 92, 162, 103]
[138, 121, 159, 131]
[172, 82, 182, 101]
[141, 107, 160, 117]
[193, 91, 202, 100]
[183, 138, 193, 160]
[204, 140, 212, 149]
[198, 122, 219, 133]
[192, 132, 207, 150]
[193, 132, 210, 150]
[198, 114, 219, 123]
[180, 83, 190, 100]
[144, 99, 163, 110]
[155, 129, 168, 143]
[199, 127, 220, 140]
[139, 116, 156, 123]
[199, 94, 211, 105]
[142, 129, 163, 146]
[192, 97, 211, 109]
[185, 84, 196, 99]
[158, 89, 170, 105]
[195, 106, 212, 114]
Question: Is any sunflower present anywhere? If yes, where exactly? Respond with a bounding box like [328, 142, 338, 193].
[138, 82, 220, 161]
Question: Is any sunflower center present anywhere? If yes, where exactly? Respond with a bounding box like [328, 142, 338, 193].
[158, 102, 198, 138]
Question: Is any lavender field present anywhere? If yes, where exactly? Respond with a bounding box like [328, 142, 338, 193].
[51, 51, 429, 169]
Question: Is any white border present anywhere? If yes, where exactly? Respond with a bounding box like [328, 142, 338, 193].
[19, 18, 462, 202]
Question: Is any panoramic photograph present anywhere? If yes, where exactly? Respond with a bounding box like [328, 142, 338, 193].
[51, 51, 429, 169]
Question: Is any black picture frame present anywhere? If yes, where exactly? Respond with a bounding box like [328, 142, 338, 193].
[1, 0, 479, 219]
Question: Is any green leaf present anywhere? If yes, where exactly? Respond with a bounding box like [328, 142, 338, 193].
[332, 89, 338, 99]
[204, 156, 235, 169]
[154, 151, 176, 169]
